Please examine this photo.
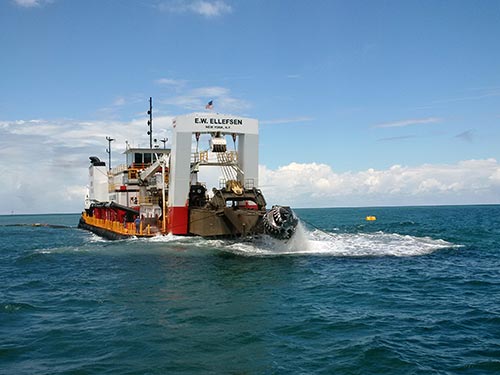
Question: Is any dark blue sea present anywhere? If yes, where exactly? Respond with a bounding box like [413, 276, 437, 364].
[1, 205, 500, 374]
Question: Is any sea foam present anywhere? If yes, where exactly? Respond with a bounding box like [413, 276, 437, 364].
[221, 222, 459, 257]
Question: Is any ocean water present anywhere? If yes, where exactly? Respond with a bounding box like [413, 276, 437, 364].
[1, 205, 499, 374]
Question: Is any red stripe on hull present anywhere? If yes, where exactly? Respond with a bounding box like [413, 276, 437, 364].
[168, 206, 189, 235]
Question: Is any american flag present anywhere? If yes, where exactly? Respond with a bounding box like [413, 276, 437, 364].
[205, 100, 213, 110]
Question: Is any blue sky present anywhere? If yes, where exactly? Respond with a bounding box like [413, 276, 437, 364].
[1, 0, 499, 213]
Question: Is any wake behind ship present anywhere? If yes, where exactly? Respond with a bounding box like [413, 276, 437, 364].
[78, 111, 298, 240]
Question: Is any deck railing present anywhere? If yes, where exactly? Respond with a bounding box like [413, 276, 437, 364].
[82, 212, 153, 236]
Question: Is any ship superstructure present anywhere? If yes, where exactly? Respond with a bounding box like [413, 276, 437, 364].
[79, 111, 297, 239]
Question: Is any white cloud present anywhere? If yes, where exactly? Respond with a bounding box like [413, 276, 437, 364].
[191, 86, 229, 98]
[193, 0, 231, 17]
[13, 0, 39, 7]
[161, 85, 250, 113]
[374, 117, 442, 128]
[490, 167, 500, 183]
[156, 78, 187, 87]
[2, 116, 499, 213]
[158, 0, 232, 18]
[0, 116, 174, 214]
[113, 97, 126, 106]
[164, 95, 206, 111]
[13, 0, 52, 7]
[260, 159, 500, 207]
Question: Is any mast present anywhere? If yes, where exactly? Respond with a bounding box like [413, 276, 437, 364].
[147, 97, 153, 149]
[105, 136, 115, 170]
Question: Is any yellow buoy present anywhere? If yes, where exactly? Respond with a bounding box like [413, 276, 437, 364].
[365, 216, 377, 221]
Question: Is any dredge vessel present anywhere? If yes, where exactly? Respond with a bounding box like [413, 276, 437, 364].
[78, 111, 298, 240]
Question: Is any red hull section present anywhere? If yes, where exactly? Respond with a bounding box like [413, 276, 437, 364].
[168, 206, 189, 235]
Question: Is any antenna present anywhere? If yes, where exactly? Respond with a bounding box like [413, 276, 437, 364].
[106, 136, 115, 171]
[147, 97, 153, 149]
[160, 138, 168, 149]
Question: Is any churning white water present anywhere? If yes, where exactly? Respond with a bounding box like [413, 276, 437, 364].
[219, 222, 458, 257]
[115, 221, 458, 258]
